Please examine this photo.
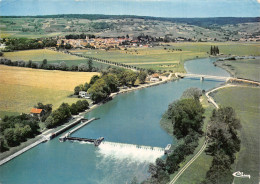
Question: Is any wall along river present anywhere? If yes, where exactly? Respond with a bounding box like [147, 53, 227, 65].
[0, 57, 230, 184]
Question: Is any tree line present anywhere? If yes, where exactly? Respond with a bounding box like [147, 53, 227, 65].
[2, 38, 57, 51]
[74, 69, 147, 103]
[210, 45, 219, 55]
[65, 33, 95, 39]
[142, 88, 241, 184]
[201, 107, 241, 184]
[0, 58, 99, 72]
[45, 100, 89, 128]
[143, 88, 205, 184]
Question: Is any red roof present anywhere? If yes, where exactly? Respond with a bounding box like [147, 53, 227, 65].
[152, 73, 159, 78]
[30, 108, 43, 114]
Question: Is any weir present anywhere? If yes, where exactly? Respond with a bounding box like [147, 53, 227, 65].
[100, 141, 165, 153]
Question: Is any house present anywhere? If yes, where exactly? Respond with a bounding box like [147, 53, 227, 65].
[30, 108, 44, 120]
[79, 91, 90, 99]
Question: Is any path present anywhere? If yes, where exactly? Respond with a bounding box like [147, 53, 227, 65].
[0, 137, 47, 166]
[169, 140, 208, 184]
[169, 84, 235, 184]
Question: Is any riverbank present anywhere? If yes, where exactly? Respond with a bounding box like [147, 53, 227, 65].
[0, 72, 175, 164]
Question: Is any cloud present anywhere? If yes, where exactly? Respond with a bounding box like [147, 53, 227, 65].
[257, 0, 260, 3]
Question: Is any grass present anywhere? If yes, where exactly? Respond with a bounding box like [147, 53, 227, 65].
[3, 49, 85, 62]
[168, 95, 215, 184]
[70, 47, 208, 72]
[0, 65, 99, 118]
[2, 49, 113, 69]
[163, 42, 260, 56]
[212, 86, 260, 184]
[217, 59, 260, 82]
[70, 42, 259, 71]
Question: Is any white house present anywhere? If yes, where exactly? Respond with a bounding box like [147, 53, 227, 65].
[79, 91, 90, 99]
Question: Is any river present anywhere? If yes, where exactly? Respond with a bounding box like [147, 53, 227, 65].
[0, 57, 230, 184]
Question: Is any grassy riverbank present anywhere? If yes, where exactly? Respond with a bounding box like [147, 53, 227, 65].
[212, 86, 260, 184]
[215, 58, 260, 82]
[160, 95, 215, 184]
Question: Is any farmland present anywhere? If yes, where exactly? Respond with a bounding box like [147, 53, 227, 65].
[70, 47, 208, 72]
[70, 42, 259, 71]
[2, 49, 114, 69]
[0, 65, 99, 118]
[213, 87, 260, 184]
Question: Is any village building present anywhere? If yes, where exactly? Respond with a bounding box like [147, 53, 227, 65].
[30, 108, 44, 120]
[79, 91, 90, 99]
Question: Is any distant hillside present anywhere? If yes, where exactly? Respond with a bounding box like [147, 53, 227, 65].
[1, 14, 259, 27]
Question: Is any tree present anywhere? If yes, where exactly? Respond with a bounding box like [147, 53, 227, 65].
[90, 75, 100, 85]
[87, 79, 110, 103]
[70, 103, 78, 115]
[168, 98, 205, 139]
[103, 74, 119, 93]
[181, 87, 202, 101]
[42, 59, 47, 65]
[83, 82, 90, 91]
[4, 128, 17, 147]
[138, 71, 147, 84]
[45, 116, 55, 129]
[206, 107, 241, 162]
[88, 59, 93, 72]
[78, 63, 88, 72]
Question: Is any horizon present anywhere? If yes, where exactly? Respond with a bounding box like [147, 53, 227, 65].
[0, 0, 259, 18]
[0, 13, 259, 19]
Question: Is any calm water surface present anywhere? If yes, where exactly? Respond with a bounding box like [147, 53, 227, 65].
[0, 58, 229, 184]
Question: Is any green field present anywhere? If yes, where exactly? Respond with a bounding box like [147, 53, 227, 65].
[2, 49, 114, 69]
[70, 43, 259, 72]
[71, 47, 208, 72]
[212, 87, 260, 184]
[217, 59, 260, 82]
[164, 42, 260, 56]
[166, 95, 215, 184]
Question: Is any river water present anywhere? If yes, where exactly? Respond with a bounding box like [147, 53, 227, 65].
[0, 58, 229, 184]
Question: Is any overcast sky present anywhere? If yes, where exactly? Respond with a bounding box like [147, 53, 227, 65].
[0, 0, 259, 17]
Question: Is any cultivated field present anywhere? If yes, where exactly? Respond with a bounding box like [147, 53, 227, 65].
[71, 42, 259, 71]
[0, 65, 99, 118]
[70, 47, 208, 72]
[213, 87, 260, 184]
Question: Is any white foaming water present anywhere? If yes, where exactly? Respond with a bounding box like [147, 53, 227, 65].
[97, 141, 164, 163]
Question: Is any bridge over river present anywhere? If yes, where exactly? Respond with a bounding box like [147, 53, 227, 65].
[175, 72, 232, 81]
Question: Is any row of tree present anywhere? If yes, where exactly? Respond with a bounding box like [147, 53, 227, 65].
[70, 52, 145, 71]
[144, 88, 205, 183]
[210, 45, 220, 55]
[74, 69, 147, 103]
[201, 107, 241, 184]
[45, 100, 89, 128]
[2, 38, 57, 51]
[65, 33, 95, 39]
[0, 58, 99, 72]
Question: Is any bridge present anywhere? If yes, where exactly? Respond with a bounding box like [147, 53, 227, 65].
[175, 73, 232, 81]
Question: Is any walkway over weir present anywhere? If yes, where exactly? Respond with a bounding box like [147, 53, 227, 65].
[175, 73, 231, 81]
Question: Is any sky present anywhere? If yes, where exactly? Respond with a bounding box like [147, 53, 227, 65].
[0, 0, 259, 17]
